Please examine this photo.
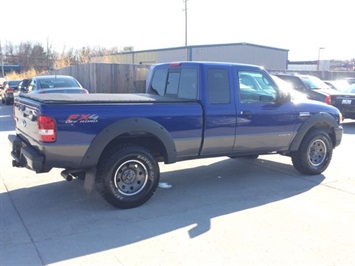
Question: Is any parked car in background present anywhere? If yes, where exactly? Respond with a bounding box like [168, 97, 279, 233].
[344, 77, 355, 85]
[13, 78, 32, 97]
[25, 75, 88, 94]
[327, 83, 355, 119]
[1, 80, 21, 104]
[323, 80, 350, 91]
[270, 75, 307, 100]
[28, 87, 89, 94]
[344, 84, 355, 94]
[274, 73, 332, 103]
[18, 78, 32, 92]
[0, 82, 4, 95]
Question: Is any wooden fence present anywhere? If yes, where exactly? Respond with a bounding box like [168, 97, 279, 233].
[49, 63, 150, 93]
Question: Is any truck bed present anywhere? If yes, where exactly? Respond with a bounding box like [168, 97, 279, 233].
[13, 92, 204, 171]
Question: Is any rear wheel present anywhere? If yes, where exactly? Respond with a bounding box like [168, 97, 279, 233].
[96, 144, 160, 209]
[291, 129, 333, 175]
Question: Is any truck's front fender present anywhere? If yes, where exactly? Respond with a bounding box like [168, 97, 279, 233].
[289, 112, 342, 151]
[80, 117, 177, 168]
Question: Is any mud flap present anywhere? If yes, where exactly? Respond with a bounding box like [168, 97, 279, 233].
[84, 167, 97, 193]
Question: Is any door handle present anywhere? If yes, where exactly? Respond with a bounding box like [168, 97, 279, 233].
[240, 110, 252, 116]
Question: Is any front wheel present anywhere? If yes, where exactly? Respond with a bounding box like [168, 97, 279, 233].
[291, 129, 333, 175]
[96, 144, 160, 209]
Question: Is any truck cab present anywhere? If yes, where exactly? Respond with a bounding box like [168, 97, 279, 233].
[147, 62, 297, 157]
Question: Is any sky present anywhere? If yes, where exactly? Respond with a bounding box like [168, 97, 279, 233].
[1, 0, 354, 61]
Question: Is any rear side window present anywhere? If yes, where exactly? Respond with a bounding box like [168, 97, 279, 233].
[208, 69, 230, 104]
[150, 69, 168, 95]
[148, 68, 198, 99]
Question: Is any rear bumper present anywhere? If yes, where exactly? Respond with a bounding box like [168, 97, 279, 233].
[8, 134, 50, 173]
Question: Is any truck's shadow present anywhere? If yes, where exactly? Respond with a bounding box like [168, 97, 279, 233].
[1, 157, 325, 265]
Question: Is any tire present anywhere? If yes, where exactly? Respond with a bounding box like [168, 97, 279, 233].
[291, 129, 333, 175]
[96, 144, 160, 209]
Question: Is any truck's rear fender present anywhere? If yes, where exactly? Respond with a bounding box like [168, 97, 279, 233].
[289, 112, 342, 152]
[80, 117, 177, 168]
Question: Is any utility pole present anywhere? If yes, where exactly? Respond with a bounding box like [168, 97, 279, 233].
[183, 0, 188, 47]
[183, 0, 189, 60]
[0, 40, 4, 78]
[317, 47, 325, 71]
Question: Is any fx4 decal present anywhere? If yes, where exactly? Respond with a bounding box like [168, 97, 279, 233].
[65, 114, 99, 124]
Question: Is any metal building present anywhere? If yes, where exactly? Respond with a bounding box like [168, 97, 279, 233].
[92, 42, 289, 70]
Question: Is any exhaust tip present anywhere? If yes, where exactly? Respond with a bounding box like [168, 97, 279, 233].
[61, 170, 73, 181]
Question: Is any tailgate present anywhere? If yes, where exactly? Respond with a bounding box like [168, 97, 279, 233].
[14, 97, 42, 143]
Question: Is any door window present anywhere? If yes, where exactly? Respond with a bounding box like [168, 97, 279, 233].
[238, 71, 277, 103]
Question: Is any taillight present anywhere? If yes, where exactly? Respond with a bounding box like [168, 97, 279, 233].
[82, 89, 89, 94]
[7, 88, 14, 93]
[37, 115, 57, 142]
[325, 95, 331, 105]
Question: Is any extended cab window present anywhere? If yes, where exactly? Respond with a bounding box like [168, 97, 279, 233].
[150, 69, 168, 96]
[238, 71, 277, 103]
[208, 69, 230, 104]
[148, 68, 198, 100]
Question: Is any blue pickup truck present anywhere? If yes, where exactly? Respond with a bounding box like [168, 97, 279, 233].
[9, 62, 343, 208]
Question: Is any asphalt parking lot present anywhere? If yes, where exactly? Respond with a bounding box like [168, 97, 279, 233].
[1, 103, 354, 266]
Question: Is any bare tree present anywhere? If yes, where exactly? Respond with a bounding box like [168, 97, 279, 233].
[54, 47, 77, 69]
[30, 43, 47, 71]
[77, 47, 91, 64]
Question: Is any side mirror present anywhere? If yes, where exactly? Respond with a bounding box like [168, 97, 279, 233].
[277, 87, 291, 104]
